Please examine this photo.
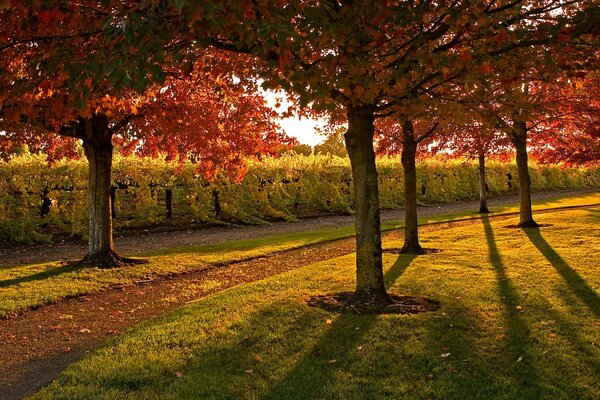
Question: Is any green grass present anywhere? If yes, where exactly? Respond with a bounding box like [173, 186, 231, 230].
[30, 206, 600, 400]
[0, 191, 598, 318]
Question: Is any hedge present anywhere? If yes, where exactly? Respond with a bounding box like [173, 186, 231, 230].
[1, 152, 598, 243]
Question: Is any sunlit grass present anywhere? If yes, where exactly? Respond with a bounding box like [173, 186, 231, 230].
[31, 207, 600, 400]
[0, 191, 598, 318]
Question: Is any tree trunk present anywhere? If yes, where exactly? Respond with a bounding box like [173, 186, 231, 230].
[478, 151, 490, 214]
[40, 187, 51, 218]
[165, 188, 173, 218]
[344, 106, 392, 308]
[400, 119, 424, 254]
[80, 115, 124, 267]
[510, 120, 538, 227]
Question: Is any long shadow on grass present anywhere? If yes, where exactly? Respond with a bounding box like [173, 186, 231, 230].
[0, 263, 83, 288]
[523, 227, 600, 318]
[481, 217, 540, 394]
[538, 296, 600, 379]
[260, 254, 417, 399]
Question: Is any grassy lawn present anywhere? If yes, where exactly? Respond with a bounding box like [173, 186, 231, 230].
[0, 191, 598, 318]
[31, 206, 600, 400]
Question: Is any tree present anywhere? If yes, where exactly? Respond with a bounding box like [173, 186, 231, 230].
[376, 114, 440, 254]
[18, 0, 597, 307]
[314, 128, 347, 158]
[530, 73, 600, 166]
[432, 116, 512, 214]
[0, 3, 284, 265]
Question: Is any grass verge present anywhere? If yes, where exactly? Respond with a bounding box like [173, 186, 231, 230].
[31, 207, 600, 399]
[0, 191, 598, 318]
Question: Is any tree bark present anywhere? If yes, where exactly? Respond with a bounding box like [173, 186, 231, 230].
[165, 188, 173, 218]
[80, 115, 125, 267]
[40, 187, 51, 218]
[400, 119, 424, 254]
[344, 106, 392, 308]
[478, 151, 490, 214]
[510, 120, 538, 227]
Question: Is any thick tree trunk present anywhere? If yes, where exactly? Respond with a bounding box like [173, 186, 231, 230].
[80, 115, 124, 267]
[344, 106, 392, 308]
[478, 151, 490, 214]
[511, 120, 538, 227]
[400, 119, 423, 254]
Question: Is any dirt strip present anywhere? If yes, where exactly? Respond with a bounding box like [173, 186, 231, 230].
[0, 201, 598, 400]
[0, 237, 361, 400]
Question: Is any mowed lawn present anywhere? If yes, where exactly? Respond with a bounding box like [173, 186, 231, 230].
[1, 191, 598, 318]
[31, 207, 600, 400]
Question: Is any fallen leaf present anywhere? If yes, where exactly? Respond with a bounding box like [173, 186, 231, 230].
[325, 319, 333, 325]
[328, 359, 337, 364]
[244, 369, 254, 374]
[517, 355, 523, 363]
[175, 371, 183, 378]
[254, 354, 264, 362]
[79, 328, 91, 334]
[441, 353, 451, 358]
[64, 347, 71, 353]
[515, 306, 523, 311]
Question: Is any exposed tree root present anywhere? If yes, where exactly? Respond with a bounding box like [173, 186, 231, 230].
[74, 250, 148, 269]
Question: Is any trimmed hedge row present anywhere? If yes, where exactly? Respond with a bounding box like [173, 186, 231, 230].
[1, 152, 599, 243]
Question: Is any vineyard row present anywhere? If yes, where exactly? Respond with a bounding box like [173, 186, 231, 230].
[1, 153, 599, 243]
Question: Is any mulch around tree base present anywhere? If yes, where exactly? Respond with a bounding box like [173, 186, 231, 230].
[383, 248, 442, 255]
[307, 292, 440, 315]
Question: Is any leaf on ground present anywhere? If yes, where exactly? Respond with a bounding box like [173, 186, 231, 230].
[441, 353, 451, 358]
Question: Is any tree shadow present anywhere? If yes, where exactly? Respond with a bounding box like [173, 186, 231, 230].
[260, 253, 419, 399]
[481, 217, 539, 390]
[523, 227, 600, 318]
[0, 262, 84, 288]
[538, 296, 600, 378]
